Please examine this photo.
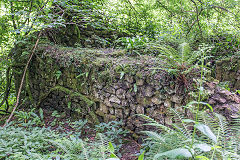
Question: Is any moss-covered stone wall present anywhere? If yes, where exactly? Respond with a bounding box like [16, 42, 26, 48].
[13, 43, 240, 133]
[216, 56, 240, 91]
[14, 44, 190, 132]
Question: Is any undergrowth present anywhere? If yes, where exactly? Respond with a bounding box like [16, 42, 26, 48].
[139, 43, 240, 160]
[140, 108, 240, 160]
[0, 111, 125, 160]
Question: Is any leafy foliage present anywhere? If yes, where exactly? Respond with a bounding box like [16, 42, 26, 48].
[0, 111, 124, 160]
[140, 109, 240, 160]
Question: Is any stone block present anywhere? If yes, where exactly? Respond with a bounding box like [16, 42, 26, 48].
[115, 108, 123, 119]
[104, 98, 112, 107]
[124, 108, 130, 117]
[136, 105, 144, 114]
[116, 88, 126, 99]
[109, 95, 121, 104]
[125, 75, 134, 83]
[104, 87, 115, 94]
[164, 99, 172, 108]
[170, 95, 183, 103]
[151, 96, 162, 105]
[99, 103, 108, 114]
[109, 107, 115, 114]
[144, 86, 154, 97]
[136, 78, 144, 86]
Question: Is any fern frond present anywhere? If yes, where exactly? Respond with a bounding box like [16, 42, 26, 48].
[179, 42, 191, 64]
[141, 131, 166, 142]
[96, 133, 108, 160]
[138, 114, 174, 133]
[79, 139, 89, 160]
[170, 108, 192, 139]
[48, 138, 72, 154]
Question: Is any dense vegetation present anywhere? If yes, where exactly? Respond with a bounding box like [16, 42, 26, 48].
[0, 0, 240, 159]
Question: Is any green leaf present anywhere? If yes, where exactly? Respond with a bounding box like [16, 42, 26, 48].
[86, 72, 89, 78]
[212, 145, 222, 149]
[194, 143, 212, 152]
[141, 131, 165, 142]
[120, 72, 125, 79]
[39, 108, 44, 120]
[182, 119, 195, 123]
[134, 83, 138, 92]
[55, 71, 62, 79]
[138, 151, 145, 160]
[109, 153, 119, 158]
[22, 51, 29, 56]
[67, 102, 71, 109]
[196, 155, 210, 160]
[154, 148, 192, 159]
[186, 101, 213, 112]
[108, 142, 115, 153]
[195, 123, 217, 143]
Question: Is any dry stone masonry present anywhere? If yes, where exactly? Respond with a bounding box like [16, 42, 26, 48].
[216, 55, 240, 91]
[12, 43, 240, 133]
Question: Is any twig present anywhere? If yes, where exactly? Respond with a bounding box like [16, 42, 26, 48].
[3, 31, 42, 128]
[156, 0, 173, 16]
[25, 0, 49, 36]
[10, 2, 17, 30]
[191, 0, 203, 37]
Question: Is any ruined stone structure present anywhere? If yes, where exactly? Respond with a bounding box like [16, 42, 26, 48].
[12, 41, 240, 134]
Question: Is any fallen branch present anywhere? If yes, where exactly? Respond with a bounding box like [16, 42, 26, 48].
[3, 31, 42, 127]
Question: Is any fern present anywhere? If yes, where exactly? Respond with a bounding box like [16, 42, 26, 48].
[170, 108, 192, 139]
[141, 109, 240, 160]
[138, 114, 174, 133]
[47, 132, 116, 160]
[0, 121, 120, 160]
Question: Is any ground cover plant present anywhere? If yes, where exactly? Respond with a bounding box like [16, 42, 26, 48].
[0, 109, 136, 160]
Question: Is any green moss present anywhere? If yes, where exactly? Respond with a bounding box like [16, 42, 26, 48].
[36, 85, 101, 124]
[98, 70, 111, 82]
[38, 85, 95, 108]
[93, 57, 111, 67]
[25, 70, 35, 106]
[88, 111, 100, 124]
[108, 50, 125, 57]
[143, 97, 151, 106]
[74, 24, 81, 39]
[71, 92, 95, 108]
[96, 110, 105, 117]
[104, 115, 117, 122]
[135, 72, 143, 78]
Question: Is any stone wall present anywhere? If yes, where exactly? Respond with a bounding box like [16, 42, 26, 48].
[13, 44, 193, 132]
[216, 56, 240, 91]
[12, 43, 240, 133]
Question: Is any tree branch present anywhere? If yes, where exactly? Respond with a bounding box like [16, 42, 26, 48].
[190, 0, 203, 37]
[10, 2, 17, 31]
